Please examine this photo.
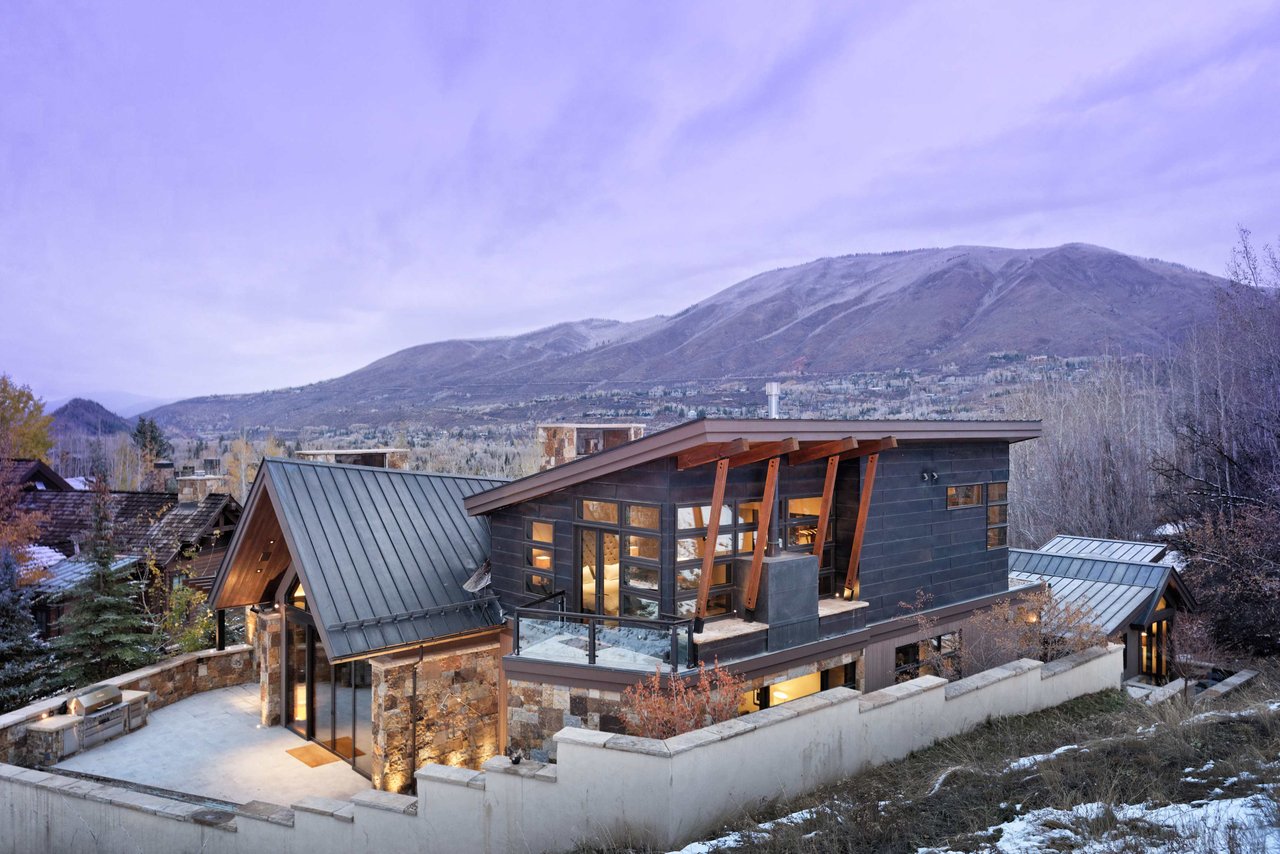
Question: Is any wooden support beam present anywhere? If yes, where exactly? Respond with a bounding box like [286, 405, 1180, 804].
[839, 436, 897, 460]
[787, 436, 857, 466]
[676, 439, 749, 471]
[742, 456, 781, 613]
[843, 452, 881, 600]
[725, 438, 799, 468]
[812, 454, 839, 558]
[694, 458, 730, 622]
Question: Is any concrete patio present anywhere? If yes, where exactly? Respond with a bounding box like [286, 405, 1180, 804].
[55, 682, 369, 806]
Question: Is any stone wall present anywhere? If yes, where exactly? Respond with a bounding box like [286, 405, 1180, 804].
[370, 638, 502, 793]
[254, 610, 282, 726]
[0, 644, 254, 768]
[507, 680, 628, 762]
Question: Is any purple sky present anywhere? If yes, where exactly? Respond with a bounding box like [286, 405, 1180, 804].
[3, 2, 1279, 407]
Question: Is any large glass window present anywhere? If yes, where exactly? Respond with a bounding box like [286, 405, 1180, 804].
[675, 498, 759, 618]
[781, 494, 836, 595]
[986, 481, 1008, 550]
[524, 520, 555, 599]
[577, 500, 664, 620]
[946, 485, 983, 508]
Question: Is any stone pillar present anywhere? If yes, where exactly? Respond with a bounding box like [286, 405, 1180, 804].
[254, 610, 282, 726]
[369, 638, 502, 793]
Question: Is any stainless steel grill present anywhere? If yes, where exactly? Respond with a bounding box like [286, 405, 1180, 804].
[68, 684, 127, 750]
[68, 684, 123, 716]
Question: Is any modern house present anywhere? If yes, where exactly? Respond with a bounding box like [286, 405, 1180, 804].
[1010, 534, 1195, 681]
[211, 417, 1048, 791]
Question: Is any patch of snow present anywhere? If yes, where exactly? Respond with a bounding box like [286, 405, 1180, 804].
[1005, 744, 1081, 772]
[918, 795, 1280, 853]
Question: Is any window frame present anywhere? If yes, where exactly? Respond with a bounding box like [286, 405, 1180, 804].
[986, 481, 1009, 550]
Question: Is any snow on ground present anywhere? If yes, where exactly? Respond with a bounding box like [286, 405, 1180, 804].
[919, 795, 1280, 853]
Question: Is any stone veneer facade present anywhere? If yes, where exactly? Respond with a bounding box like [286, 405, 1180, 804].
[254, 610, 282, 726]
[507, 681, 629, 763]
[369, 638, 502, 793]
[507, 649, 863, 763]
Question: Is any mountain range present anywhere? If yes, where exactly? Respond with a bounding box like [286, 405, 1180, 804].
[146, 243, 1224, 433]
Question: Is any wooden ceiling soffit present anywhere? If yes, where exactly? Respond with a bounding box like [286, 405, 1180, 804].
[787, 437, 857, 466]
[676, 438, 750, 470]
[214, 487, 291, 609]
[725, 438, 799, 468]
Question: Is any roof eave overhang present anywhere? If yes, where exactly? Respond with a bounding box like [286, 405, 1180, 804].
[465, 418, 1041, 516]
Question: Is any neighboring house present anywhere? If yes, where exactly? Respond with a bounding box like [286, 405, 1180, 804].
[16, 475, 243, 637]
[213, 418, 1063, 792]
[1, 458, 72, 492]
[1010, 534, 1195, 682]
[29, 555, 142, 638]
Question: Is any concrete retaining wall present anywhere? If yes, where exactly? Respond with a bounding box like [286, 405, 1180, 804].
[0, 644, 1122, 854]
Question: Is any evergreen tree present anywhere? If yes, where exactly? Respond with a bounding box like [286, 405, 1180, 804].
[0, 549, 60, 712]
[54, 479, 157, 687]
[131, 416, 172, 462]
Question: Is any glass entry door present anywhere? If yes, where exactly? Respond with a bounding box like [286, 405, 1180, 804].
[579, 528, 620, 616]
[283, 578, 373, 778]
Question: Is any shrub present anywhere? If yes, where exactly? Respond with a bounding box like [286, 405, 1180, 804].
[623, 660, 746, 739]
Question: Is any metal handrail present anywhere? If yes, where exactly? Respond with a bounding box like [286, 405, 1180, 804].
[513, 602, 697, 671]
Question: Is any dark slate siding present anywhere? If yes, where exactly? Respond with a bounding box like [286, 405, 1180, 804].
[850, 442, 1010, 624]
[486, 441, 1009, 626]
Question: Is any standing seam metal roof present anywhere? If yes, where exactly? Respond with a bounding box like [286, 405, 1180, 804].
[1038, 534, 1167, 564]
[261, 458, 507, 661]
[1008, 548, 1179, 634]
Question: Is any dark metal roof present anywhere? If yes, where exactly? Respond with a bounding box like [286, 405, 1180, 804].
[466, 417, 1042, 515]
[256, 458, 507, 662]
[1038, 534, 1167, 564]
[1009, 547, 1193, 634]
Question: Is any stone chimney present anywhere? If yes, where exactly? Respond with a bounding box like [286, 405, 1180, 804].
[536, 424, 645, 471]
[177, 473, 228, 505]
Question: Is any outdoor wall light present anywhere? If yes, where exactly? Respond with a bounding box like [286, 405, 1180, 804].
[921, 471, 939, 482]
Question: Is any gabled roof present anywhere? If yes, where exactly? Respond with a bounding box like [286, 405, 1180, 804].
[1038, 534, 1167, 564]
[1, 458, 72, 492]
[466, 417, 1042, 515]
[1009, 547, 1195, 634]
[18, 490, 177, 557]
[212, 458, 507, 662]
[142, 493, 241, 566]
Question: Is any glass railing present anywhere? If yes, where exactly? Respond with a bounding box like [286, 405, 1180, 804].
[513, 592, 697, 673]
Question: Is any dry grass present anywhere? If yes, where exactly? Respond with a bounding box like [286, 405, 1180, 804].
[584, 664, 1280, 853]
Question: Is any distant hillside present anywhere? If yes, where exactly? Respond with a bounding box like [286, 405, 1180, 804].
[51, 398, 132, 437]
[147, 243, 1224, 432]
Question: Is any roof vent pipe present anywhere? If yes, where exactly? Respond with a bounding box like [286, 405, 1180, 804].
[764, 382, 781, 419]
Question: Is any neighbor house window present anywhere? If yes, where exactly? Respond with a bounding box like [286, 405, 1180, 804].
[986, 481, 1008, 549]
[524, 519, 555, 597]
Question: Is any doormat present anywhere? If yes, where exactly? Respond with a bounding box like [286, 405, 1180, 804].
[320, 736, 364, 759]
[286, 743, 340, 768]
